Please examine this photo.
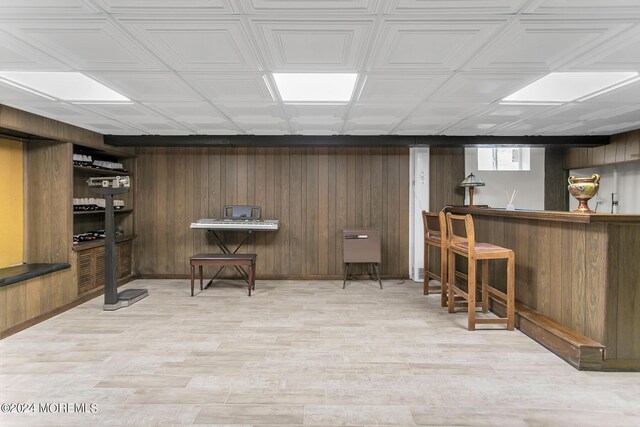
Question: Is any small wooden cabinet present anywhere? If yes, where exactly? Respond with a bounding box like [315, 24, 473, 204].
[74, 238, 134, 296]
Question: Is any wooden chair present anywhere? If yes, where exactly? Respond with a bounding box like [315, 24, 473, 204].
[421, 211, 447, 307]
[446, 213, 515, 331]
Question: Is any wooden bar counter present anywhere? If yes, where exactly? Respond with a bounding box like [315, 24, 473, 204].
[447, 207, 640, 371]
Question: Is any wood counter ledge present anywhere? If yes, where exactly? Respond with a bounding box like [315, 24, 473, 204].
[0, 263, 70, 288]
[445, 206, 640, 224]
[445, 206, 640, 371]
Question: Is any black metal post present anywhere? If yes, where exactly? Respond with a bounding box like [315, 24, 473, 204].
[103, 193, 118, 305]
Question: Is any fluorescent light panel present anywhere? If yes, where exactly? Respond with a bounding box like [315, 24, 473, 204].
[503, 72, 638, 102]
[0, 71, 129, 102]
[273, 73, 358, 102]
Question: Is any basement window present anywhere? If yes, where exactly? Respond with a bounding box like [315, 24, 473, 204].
[478, 147, 530, 171]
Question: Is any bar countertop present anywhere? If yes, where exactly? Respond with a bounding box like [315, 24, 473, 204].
[445, 206, 640, 224]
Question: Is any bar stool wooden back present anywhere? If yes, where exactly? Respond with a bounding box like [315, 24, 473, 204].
[421, 211, 448, 307]
[445, 213, 515, 331]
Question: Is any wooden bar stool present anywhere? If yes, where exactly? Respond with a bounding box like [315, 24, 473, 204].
[446, 213, 515, 331]
[421, 211, 447, 307]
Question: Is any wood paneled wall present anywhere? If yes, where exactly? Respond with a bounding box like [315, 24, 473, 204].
[0, 104, 133, 157]
[429, 147, 465, 212]
[544, 147, 569, 211]
[25, 140, 72, 263]
[564, 129, 640, 169]
[135, 147, 410, 278]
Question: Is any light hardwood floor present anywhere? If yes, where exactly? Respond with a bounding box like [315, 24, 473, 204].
[1, 279, 639, 426]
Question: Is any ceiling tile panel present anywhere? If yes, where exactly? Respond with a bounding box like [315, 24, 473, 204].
[397, 102, 481, 134]
[290, 124, 344, 136]
[0, 31, 67, 70]
[91, 0, 236, 14]
[347, 102, 415, 126]
[342, 122, 396, 135]
[143, 102, 229, 124]
[215, 102, 287, 130]
[0, 1, 99, 15]
[283, 104, 349, 121]
[87, 72, 202, 102]
[358, 74, 449, 102]
[569, 26, 640, 71]
[252, 20, 372, 70]
[523, 0, 640, 15]
[467, 20, 633, 72]
[121, 19, 259, 70]
[242, 0, 379, 14]
[2, 100, 104, 121]
[429, 73, 541, 103]
[0, 20, 164, 71]
[371, 20, 506, 71]
[386, 0, 528, 14]
[181, 73, 274, 102]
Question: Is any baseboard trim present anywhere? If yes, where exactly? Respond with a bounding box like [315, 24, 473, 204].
[491, 298, 605, 371]
[1, 275, 137, 339]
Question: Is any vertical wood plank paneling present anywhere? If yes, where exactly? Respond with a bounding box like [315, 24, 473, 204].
[570, 223, 586, 334]
[429, 147, 464, 211]
[6, 282, 26, 327]
[615, 136, 627, 163]
[617, 225, 640, 358]
[306, 149, 319, 275]
[625, 130, 640, 161]
[155, 149, 168, 274]
[548, 222, 563, 322]
[25, 277, 42, 319]
[369, 148, 384, 266]
[135, 147, 410, 278]
[279, 150, 291, 275]
[586, 223, 607, 343]
[174, 148, 187, 274]
[604, 225, 620, 359]
[289, 148, 304, 275]
[537, 220, 550, 316]
[266, 149, 277, 270]
[335, 148, 349, 275]
[604, 143, 617, 164]
[544, 148, 569, 211]
[592, 145, 606, 166]
[318, 148, 330, 275]
[184, 148, 195, 272]
[561, 224, 572, 327]
[26, 141, 70, 264]
[0, 287, 6, 331]
[398, 148, 410, 275]
[327, 148, 337, 274]
[254, 149, 267, 267]
[362, 149, 371, 227]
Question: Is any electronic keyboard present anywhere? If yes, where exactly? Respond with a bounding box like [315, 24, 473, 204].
[190, 219, 279, 231]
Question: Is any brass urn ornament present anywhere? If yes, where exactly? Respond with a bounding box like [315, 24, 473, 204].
[568, 174, 600, 213]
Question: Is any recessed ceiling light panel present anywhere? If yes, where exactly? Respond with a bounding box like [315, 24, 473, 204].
[503, 72, 639, 103]
[0, 71, 130, 102]
[273, 73, 358, 102]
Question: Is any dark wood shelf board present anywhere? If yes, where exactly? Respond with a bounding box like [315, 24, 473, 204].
[73, 165, 131, 176]
[72, 234, 136, 251]
[73, 208, 132, 215]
